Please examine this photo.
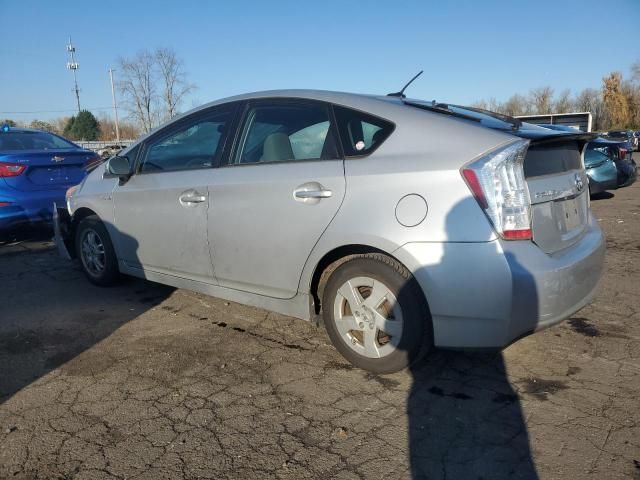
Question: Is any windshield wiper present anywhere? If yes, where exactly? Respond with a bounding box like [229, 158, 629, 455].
[451, 104, 522, 130]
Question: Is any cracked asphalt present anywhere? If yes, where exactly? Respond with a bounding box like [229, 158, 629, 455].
[1, 175, 639, 479]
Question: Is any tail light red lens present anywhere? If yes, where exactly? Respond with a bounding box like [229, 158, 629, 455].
[0, 162, 26, 177]
[461, 169, 488, 209]
[0, 201, 12, 207]
[461, 140, 532, 241]
[619, 148, 627, 160]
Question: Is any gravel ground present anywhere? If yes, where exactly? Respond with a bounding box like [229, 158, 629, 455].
[0, 168, 638, 479]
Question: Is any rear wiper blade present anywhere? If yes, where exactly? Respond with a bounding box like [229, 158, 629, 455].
[403, 100, 481, 123]
[451, 104, 522, 130]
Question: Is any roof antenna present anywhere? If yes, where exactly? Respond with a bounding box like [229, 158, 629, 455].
[387, 70, 423, 98]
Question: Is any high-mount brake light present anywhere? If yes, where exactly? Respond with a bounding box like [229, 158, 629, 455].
[461, 140, 532, 241]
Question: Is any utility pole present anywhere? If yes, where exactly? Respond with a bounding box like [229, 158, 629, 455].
[66, 36, 81, 113]
[108, 68, 121, 144]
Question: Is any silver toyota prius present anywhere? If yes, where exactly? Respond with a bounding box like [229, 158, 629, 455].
[55, 90, 605, 373]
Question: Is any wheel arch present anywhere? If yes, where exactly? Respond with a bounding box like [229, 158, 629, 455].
[66, 207, 99, 258]
[308, 244, 431, 320]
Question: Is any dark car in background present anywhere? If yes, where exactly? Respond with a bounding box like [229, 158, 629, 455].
[539, 124, 636, 191]
[0, 125, 100, 231]
[604, 130, 636, 152]
[588, 138, 636, 188]
[583, 144, 618, 195]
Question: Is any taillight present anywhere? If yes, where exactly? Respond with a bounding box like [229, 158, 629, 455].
[461, 140, 532, 241]
[0, 162, 26, 177]
[0, 201, 12, 207]
[619, 148, 627, 160]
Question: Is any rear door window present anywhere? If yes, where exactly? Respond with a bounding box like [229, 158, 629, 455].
[233, 102, 339, 164]
[333, 105, 394, 157]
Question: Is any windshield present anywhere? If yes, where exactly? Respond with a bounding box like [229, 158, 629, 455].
[0, 131, 77, 151]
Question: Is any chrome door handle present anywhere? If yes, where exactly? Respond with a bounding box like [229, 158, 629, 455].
[179, 189, 207, 206]
[294, 189, 332, 199]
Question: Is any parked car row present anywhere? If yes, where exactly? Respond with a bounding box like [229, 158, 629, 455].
[539, 124, 637, 195]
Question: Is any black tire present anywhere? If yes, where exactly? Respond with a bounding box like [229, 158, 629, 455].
[75, 215, 121, 286]
[322, 253, 432, 374]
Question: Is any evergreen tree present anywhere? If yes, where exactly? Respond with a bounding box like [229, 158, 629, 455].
[69, 110, 100, 140]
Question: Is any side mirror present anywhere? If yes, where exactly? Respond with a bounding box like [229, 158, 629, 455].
[104, 155, 132, 183]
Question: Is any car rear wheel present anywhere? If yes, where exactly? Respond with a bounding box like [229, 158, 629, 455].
[75, 215, 120, 286]
[322, 254, 431, 374]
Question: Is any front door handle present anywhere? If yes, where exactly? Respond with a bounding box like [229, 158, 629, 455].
[179, 189, 207, 206]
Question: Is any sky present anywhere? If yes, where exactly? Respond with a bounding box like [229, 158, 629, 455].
[1, 0, 639, 123]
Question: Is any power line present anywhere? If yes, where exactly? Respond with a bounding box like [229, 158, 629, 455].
[0, 107, 113, 114]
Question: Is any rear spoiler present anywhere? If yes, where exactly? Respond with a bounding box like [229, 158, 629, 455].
[519, 132, 599, 147]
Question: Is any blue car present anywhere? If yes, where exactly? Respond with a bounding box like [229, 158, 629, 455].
[0, 125, 100, 231]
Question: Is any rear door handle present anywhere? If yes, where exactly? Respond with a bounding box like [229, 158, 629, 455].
[294, 189, 332, 199]
[293, 182, 333, 203]
[179, 189, 207, 206]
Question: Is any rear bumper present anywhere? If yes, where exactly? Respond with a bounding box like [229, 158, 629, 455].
[0, 187, 65, 229]
[394, 216, 605, 348]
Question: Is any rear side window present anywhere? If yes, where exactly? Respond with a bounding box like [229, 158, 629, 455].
[333, 105, 394, 157]
[234, 102, 339, 164]
[523, 142, 583, 178]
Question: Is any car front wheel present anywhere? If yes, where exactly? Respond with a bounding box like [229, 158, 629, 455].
[75, 215, 121, 286]
[322, 254, 431, 374]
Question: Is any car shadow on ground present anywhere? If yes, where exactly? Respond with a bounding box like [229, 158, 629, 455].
[0, 226, 174, 404]
[0, 224, 53, 246]
[591, 191, 615, 201]
[406, 351, 537, 479]
[402, 199, 539, 479]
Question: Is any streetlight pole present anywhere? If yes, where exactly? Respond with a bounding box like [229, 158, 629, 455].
[108, 68, 121, 144]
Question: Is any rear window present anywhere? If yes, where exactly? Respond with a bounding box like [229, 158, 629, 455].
[524, 141, 583, 178]
[0, 131, 76, 150]
[584, 148, 610, 166]
[333, 106, 394, 157]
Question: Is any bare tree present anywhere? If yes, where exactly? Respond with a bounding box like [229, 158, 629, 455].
[574, 88, 603, 130]
[470, 99, 488, 110]
[554, 89, 573, 113]
[97, 113, 142, 141]
[502, 94, 529, 116]
[529, 86, 554, 114]
[155, 48, 196, 120]
[118, 50, 158, 133]
[631, 61, 640, 84]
